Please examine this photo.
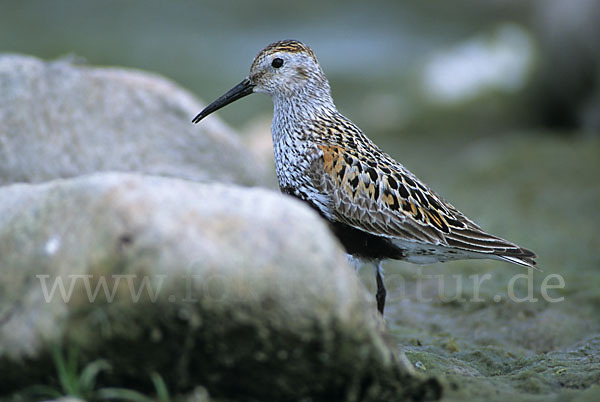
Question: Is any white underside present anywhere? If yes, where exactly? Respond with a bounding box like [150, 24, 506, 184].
[346, 254, 385, 279]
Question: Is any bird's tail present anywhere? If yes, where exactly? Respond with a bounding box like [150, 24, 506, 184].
[496, 247, 539, 270]
[444, 225, 539, 270]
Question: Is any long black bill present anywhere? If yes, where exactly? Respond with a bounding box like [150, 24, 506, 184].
[192, 78, 255, 123]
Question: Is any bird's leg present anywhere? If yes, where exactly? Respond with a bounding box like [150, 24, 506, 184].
[374, 261, 386, 315]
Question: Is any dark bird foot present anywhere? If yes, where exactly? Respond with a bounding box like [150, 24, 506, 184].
[375, 262, 386, 315]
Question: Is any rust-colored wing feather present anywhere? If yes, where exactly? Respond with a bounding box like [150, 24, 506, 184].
[310, 140, 537, 268]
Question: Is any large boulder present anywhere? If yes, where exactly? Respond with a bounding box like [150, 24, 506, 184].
[0, 54, 273, 187]
[0, 173, 440, 401]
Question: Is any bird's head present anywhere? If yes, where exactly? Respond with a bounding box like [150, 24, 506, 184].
[192, 40, 330, 124]
[249, 40, 327, 96]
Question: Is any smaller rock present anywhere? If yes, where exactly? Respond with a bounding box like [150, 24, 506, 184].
[0, 54, 273, 186]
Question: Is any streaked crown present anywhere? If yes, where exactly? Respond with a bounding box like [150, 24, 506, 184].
[256, 40, 318, 63]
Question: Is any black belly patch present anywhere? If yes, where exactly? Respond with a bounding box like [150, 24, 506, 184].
[280, 187, 405, 260]
[329, 221, 406, 260]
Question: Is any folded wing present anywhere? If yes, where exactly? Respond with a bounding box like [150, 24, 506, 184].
[311, 143, 537, 268]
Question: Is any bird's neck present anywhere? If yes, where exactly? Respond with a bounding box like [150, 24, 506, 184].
[271, 84, 336, 143]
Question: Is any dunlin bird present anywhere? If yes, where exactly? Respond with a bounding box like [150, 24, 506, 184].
[193, 40, 537, 315]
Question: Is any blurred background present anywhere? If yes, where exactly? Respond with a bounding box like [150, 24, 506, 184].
[2, 0, 600, 137]
[2, 0, 600, 398]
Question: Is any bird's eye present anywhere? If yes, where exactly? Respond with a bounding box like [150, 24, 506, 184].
[271, 58, 284, 68]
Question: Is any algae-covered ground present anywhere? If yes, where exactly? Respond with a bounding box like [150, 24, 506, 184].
[356, 131, 600, 401]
